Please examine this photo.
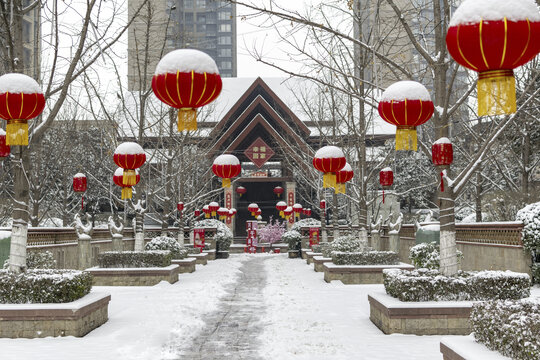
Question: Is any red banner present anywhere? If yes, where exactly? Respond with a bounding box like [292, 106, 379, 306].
[193, 228, 205, 252]
[288, 191, 294, 206]
[309, 227, 320, 247]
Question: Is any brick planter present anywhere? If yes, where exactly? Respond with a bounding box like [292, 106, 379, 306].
[190, 252, 209, 265]
[0, 292, 111, 338]
[323, 263, 415, 284]
[288, 250, 300, 259]
[306, 251, 322, 265]
[440, 336, 510, 359]
[368, 291, 472, 335]
[204, 249, 216, 260]
[216, 251, 230, 259]
[171, 258, 197, 273]
[313, 256, 332, 272]
[300, 248, 310, 259]
[87, 265, 180, 286]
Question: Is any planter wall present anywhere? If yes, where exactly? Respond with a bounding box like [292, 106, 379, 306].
[323, 263, 414, 284]
[313, 256, 332, 272]
[86, 265, 180, 286]
[440, 337, 510, 360]
[306, 252, 322, 265]
[171, 258, 196, 273]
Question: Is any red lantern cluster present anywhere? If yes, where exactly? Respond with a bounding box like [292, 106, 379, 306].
[208, 202, 219, 217]
[293, 204, 303, 219]
[217, 207, 229, 221]
[273, 186, 284, 197]
[446, 1, 540, 116]
[113, 142, 146, 186]
[283, 206, 293, 219]
[152, 49, 223, 132]
[248, 203, 259, 217]
[303, 208, 312, 217]
[335, 163, 354, 194]
[113, 167, 140, 200]
[379, 167, 394, 204]
[432, 138, 454, 192]
[0, 129, 10, 159]
[276, 201, 287, 218]
[313, 146, 347, 188]
[212, 154, 241, 188]
[236, 186, 246, 197]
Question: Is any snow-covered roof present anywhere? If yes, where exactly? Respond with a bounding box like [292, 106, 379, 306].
[450, 0, 540, 26]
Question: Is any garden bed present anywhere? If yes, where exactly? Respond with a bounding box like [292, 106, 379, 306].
[440, 336, 510, 360]
[86, 265, 180, 286]
[305, 251, 322, 265]
[0, 292, 111, 338]
[190, 252, 209, 265]
[368, 291, 472, 335]
[171, 258, 196, 273]
[313, 255, 332, 272]
[323, 262, 414, 284]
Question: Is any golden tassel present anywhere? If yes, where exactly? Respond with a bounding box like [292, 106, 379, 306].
[121, 187, 132, 200]
[178, 108, 197, 132]
[123, 169, 137, 186]
[335, 183, 346, 194]
[477, 70, 516, 116]
[279, 211, 284, 218]
[211, 211, 216, 217]
[222, 178, 231, 188]
[395, 126, 417, 151]
[6, 120, 29, 146]
[323, 173, 336, 188]
[205, 213, 210, 218]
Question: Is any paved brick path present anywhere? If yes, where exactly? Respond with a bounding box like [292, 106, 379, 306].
[175, 256, 266, 359]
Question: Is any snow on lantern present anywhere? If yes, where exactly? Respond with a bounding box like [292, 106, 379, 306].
[273, 186, 284, 197]
[202, 205, 211, 218]
[276, 201, 287, 218]
[305, 208, 312, 217]
[379, 167, 394, 204]
[177, 202, 184, 212]
[217, 207, 229, 221]
[209, 201, 219, 217]
[0, 74, 46, 146]
[283, 206, 293, 220]
[248, 203, 259, 217]
[313, 146, 346, 188]
[256, 208, 262, 217]
[152, 49, 223, 132]
[113, 142, 146, 186]
[229, 208, 237, 219]
[73, 173, 87, 210]
[113, 167, 140, 200]
[195, 209, 201, 217]
[335, 163, 354, 194]
[0, 129, 10, 158]
[432, 137, 454, 192]
[212, 154, 241, 188]
[378, 81, 434, 151]
[293, 203, 303, 219]
[446, 0, 540, 116]
[236, 186, 246, 197]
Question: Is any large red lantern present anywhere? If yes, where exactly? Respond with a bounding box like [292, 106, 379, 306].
[0, 129, 10, 158]
[432, 137, 454, 192]
[293, 203, 303, 219]
[276, 201, 287, 218]
[273, 186, 284, 197]
[378, 81, 434, 151]
[335, 163, 354, 194]
[379, 167, 394, 204]
[152, 49, 223, 132]
[320, 200, 326, 209]
[248, 203, 259, 217]
[113, 167, 140, 200]
[446, 0, 540, 116]
[313, 146, 347, 188]
[283, 206, 293, 219]
[212, 154, 241, 188]
[208, 201, 219, 217]
[217, 207, 229, 221]
[73, 173, 87, 210]
[236, 186, 246, 197]
[0, 74, 46, 146]
[113, 142, 146, 186]
[202, 205, 211, 218]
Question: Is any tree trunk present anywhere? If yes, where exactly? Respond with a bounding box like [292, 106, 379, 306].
[521, 125, 530, 202]
[475, 170, 482, 222]
[134, 211, 144, 251]
[9, 147, 30, 273]
[332, 191, 339, 240]
[439, 165, 458, 276]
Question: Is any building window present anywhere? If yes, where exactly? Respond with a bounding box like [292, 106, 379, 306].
[218, 48, 231, 57]
[184, 12, 193, 23]
[218, 11, 231, 20]
[196, 23, 206, 32]
[196, 13, 206, 23]
[218, 36, 231, 45]
[220, 61, 232, 70]
[23, 21, 32, 43]
[184, 0, 193, 8]
[218, 23, 231, 32]
[196, 0, 206, 7]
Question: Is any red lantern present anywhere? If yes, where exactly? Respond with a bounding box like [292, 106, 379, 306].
[236, 186, 246, 197]
[217, 207, 229, 220]
[273, 186, 284, 197]
[202, 205, 211, 218]
[432, 138, 454, 192]
[152, 49, 223, 132]
[256, 208, 262, 217]
[320, 200, 326, 209]
[177, 202, 184, 212]
[195, 209, 201, 217]
[305, 208, 312, 217]
[276, 201, 287, 218]
[446, 1, 540, 116]
[293, 203, 303, 219]
[283, 206, 293, 219]
[313, 146, 347, 188]
[229, 208, 237, 218]
[335, 163, 354, 194]
[212, 154, 241, 188]
[73, 173, 87, 210]
[379, 167, 394, 204]
[209, 201, 219, 217]
[0, 129, 10, 158]
[248, 203, 259, 217]
[113, 142, 146, 186]
[113, 167, 140, 200]
[378, 81, 434, 151]
[0, 73, 46, 146]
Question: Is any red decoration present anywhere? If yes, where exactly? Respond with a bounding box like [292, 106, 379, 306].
[177, 202, 184, 212]
[73, 174, 87, 210]
[244, 137, 275, 168]
[113, 168, 140, 200]
[283, 206, 293, 220]
[194, 228, 205, 252]
[0, 74, 46, 146]
[276, 201, 287, 218]
[212, 154, 241, 188]
[152, 49, 222, 132]
[309, 227, 320, 247]
[313, 146, 346, 188]
[273, 186, 284, 197]
[293, 204, 302, 219]
[432, 138, 454, 192]
[208, 202, 219, 217]
[0, 130, 10, 158]
[217, 207, 229, 221]
[320, 200, 326, 209]
[202, 205, 211, 218]
[248, 203, 259, 217]
[304, 208, 312, 217]
[446, 9, 540, 116]
[194, 209, 201, 217]
[113, 142, 146, 186]
[334, 163, 354, 194]
[379, 168, 394, 204]
[236, 186, 246, 197]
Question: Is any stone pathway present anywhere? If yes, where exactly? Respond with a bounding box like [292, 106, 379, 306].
[174, 256, 267, 359]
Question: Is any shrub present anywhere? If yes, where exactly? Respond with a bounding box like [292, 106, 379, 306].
[311, 243, 330, 254]
[0, 269, 92, 304]
[321, 235, 368, 257]
[409, 242, 463, 269]
[383, 268, 531, 302]
[290, 218, 320, 233]
[258, 217, 286, 245]
[516, 202, 540, 283]
[26, 251, 57, 269]
[98, 250, 172, 268]
[332, 251, 400, 265]
[194, 219, 233, 252]
[145, 236, 188, 259]
[471, 298, 540, 360]
[282, 230, 301, 251]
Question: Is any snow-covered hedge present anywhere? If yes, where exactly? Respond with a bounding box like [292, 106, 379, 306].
[0, 269, 92, 304]
[471, 298, 540, 360]
[409, 242, 463, 270]
[98, 250, 172, 268]
[194, 219, 233, 252]
[282, 230, 301, 251]
[516, 201, 540, 253]
[311, 243, 330, 254]
[332, 251, 399, 266]
[145, 236, 188, 259]
[27, 251, 57, 269]
[290, 218, 320, 232]
[321, 235, 368, 257]
[383, 268, 531, 302]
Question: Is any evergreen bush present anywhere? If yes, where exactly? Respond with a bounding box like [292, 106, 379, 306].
[98, 250, 172, 268]
[26, 251, 57, 269]
[409, 242, 463, 270]
[516, 202, 540, 283]
[145, 236, 188, 259]
[282, 230, 301, 251]
[194, 219, 233, 252]
[332, 251, 399, 265]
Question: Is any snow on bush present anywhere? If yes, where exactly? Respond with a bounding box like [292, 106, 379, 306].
[311, 243, 330, 254]
[383, 268, 531, 302]
[27, 251, 57, 269]
[409, 242, 463, 270]
[332, 251, 399, 266]
[145, 236, 188, 259]
[282, 230, 301, 251]
[194, 219, 233, 252]
[290, 218, 320, 232]
[258, 217, 286, 245]
[516, 202, 540, 283]
[471, 298, 540, 360]
[98, 250, 172, 268]
[321, 235, 369, 258]
[0, 269, 92, 304]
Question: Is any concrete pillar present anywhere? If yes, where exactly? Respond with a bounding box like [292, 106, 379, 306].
[224, 186, 234, 233]
[389, 231, 400, 254]
[112, 234, 123, 252]
[77, 234, 92, 270]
